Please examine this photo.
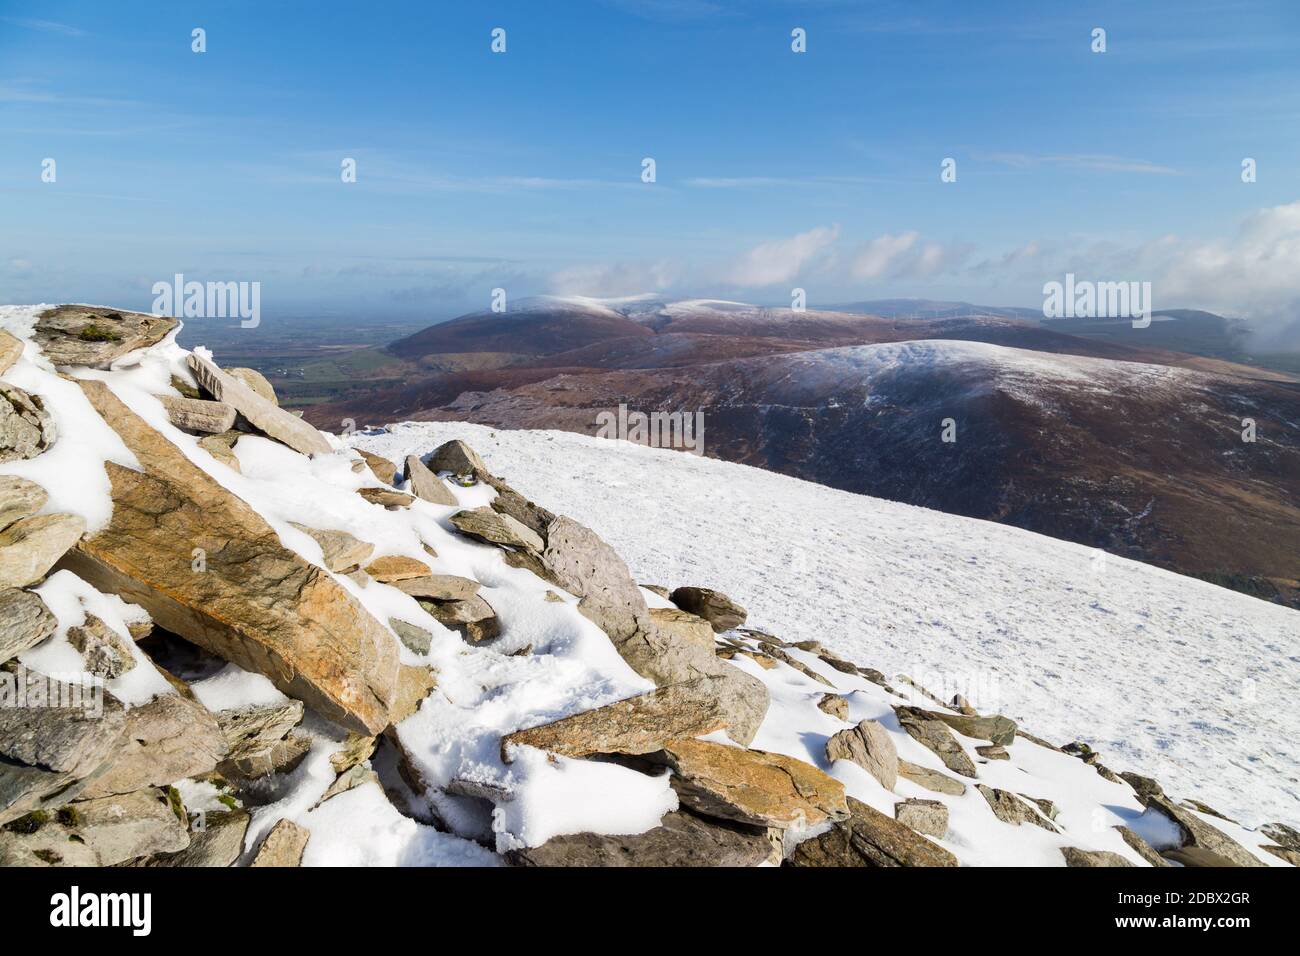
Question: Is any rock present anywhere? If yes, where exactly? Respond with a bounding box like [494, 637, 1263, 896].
[1023, 795, 1059, 820]
[214, 699, 305, 779]
[818, 654, 859, 675]
[926, 710, 1018, 746]
[250, 818, 310, 867]
[1162, 846, 1242, 867]
[1148, 795, 1265, 867]
[1262, 822, 1300, 850]
[1062, 847, 1135, 867]
[318, 765, 379, 806]
[483, 474, 556, 539]
[450, 506, 544, 552]
[404, 454, 457, 505]
[976, 745, 1009, 760]
[224, 367, 277, 404]
[1119, 771, 1166, 806]
[65, 613, 136, 680]
[330, 733, 377, 775]
[817, 694, 849, 720]
[427, 439, 487, 476]
[1114, 825, 1171, 866]
[669, 586, 747, 632]
[391, 664, 438, 723]
[187, 354, 331, 456]
[1181, 798, 1236, 822]
[501, 681, 728, 761]
[507, 809, 773, 867]
[976, 785, 1059, 831]
[897, 759, 967, 796]
[661, 738, 848, 829]
[0, 669, 128, 824]
[649, 606, 715, 649]
[418, 594, 500, 643]
[0, 589, 58, 664]
[787, 796, 958, 868]
[196, 433, 241, 471]
[364, 555, 431, 583]
[33, 305, 177, 369]
[134, 808, 249, 867]
[0, 329, 22, 374]
[4, 789, 191, 866]
[951, 694, 977, 716]
[0, 475, 48, 531]
[791, 640, 826, 653]
[0, 382, 57, 463]
[893, 706, 977, 778]
[394, 574, 481, 601]
[221, 734, 311, 787]
[63, 380, 400, 734]
[389, 619, 434, 654]
[158, 395, 237, 434]
[642, 584, 671, 599]
[0, 512, 85, 589]
[757, 643, 834, 687]
[356, 449, 397, 485]
[826, 719, 898, 790]
[357, 486, 415, 509]
[1261, 845, 1300, 866]
[289, 522, 374, 573]
[895, 798, 948, 838]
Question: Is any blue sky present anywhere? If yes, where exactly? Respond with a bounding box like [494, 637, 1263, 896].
[2, 0, 1299, 329]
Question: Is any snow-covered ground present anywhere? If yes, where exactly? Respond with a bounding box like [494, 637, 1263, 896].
[356, 421, 1300, 829]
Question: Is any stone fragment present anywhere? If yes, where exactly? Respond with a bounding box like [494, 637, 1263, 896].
[250, 818, 310, 867]
[786, 796, 957, 868]
[826, 719, 898, 790]
[669, 586, 747, 632]
[159, 395, 237, 434]
[404, 454, 457, 505]
[895, 798, 948, 838]
[187, 353, 331, 456]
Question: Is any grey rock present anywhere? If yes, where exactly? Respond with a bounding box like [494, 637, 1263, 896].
[507, 810, 772, 867]
[249, 818, 310, 867]
[817, 694, 849, 721]
[450, 506, 544, 552]
[895, 798, 948, 838]
[187, 353, 331, 456]
[786, 796, 957, 867]
[926, 710, 1018, 747]
[66, 613, 137, 680]
[893, 706, 978, 778]
[357, 486, 416, 508]
[0, 589, 58, 665]
[0, 474, 48, 532]
[394, 574, 481, 601]
[289, 522, 375, 574]
[1149, 795, 1265, 867]
[33, 305, 177, 369]
[1120, 771, 1166, 806]
[1162, 846, 1243, 867]
[648, 606, 715, 649]
[976, 784, 1059, 832]
[826, 719, 898, 791]
[0, 382, 57, 462]
[1114, 825, 1171, 866]
[0, 512, 86, 588]
[976, 745, 1009, 760]
[418, 594, 500, 643]
[0, 788, 190, 867]
[219, 733, 311, 787]
[1062, 847, 1135, 867]
[670, 586, 747, 633]
[224, 367, 277, 405]
[390, 619, 434, 654]
[1262, 822, 1300, 851]
[215, 699, 305, 760]
[897, 759, 967, 796]
[427, 439, 487, 476]
[158, 395, 237, 434]
[483, 473, 556, 539]
[405, 454, 457, 505]
[133, 808, 250, 867]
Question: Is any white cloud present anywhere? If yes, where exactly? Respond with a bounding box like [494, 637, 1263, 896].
[725, 225, 840, 286]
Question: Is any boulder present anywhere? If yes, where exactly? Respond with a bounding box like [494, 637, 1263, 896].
[0, 512, 86, 588]
[357, 486, 415, 509]
[0, 475, 48, 531]
[1261, 845, 1300, 866]
[786, 796, 958, 867]
[893, 706, 977, 778]
[404, 454, 457, 505]
[389, 619, 434, 654]
[418, 594, 500, 643]
[80, 692, 227, 799]
[223, 367, 277, 405]
[0, 788, 190, 866]
[133, 808, 249, 867]
[976, 784, 1059, 832]
[356, 449, 397, 485]
[250, 818, 310, 867]
[158, 395, 237, 434]
[1162, 846, 1242, 867]
[394, 574, 481, 601]
[187, 354, 331, 457]
[66, 613, 137, 680]
[197, 431, 241, 471]
[1061, 847, 1135, 867]
[288, 522, 374, 573]
[501, 680, 728, 761]
[817, 694, 849, 721]
[951, 694, 978, 716]
[364, 555, 431, 583]
[390, 664, 438, 723]
[450, 506, 544, 552]
[670, 586, 747, 632]
[427, 439, 487, 476]
[895, 798, 948, 838]
[215, 699, 305, 765]
[0, 329, 22, 374]
[483, 474, 556, 539]
[1114, 825, 1171, 866]
[897, 759, 967, 796]
[330, 733, 378, 775]
[220, 734, 311, 787]
[62, 380, 400, 734]
[649, 606, 715, 649]
[1263, 822, 1300, 850]
[1148, 795, 1265, 867]
[0, 589, 58, 664]
[926, 710, 1018, 747]
[33, 305, 177, 369]
[825, 719, 898, 790]
[507, 809, 773, 867]
[0, 382, 57, 463]
[976, 745, 1009, 760]
[662, 738, 849, 829]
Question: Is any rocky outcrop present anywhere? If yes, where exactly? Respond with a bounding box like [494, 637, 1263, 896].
[893, 706, 978, 778]
[451, 506, 544, 552]
[661, 738, 849, 829]
[33, 305, 177, 369]
[896, 759, 967, 795]
[187, 354, 332, 457]
[648, 607, 715, 649]
[224, 367, 277, 404]
[61, 380, 400, 733]
[405, 454, 457, 505]
[0, 589, 58, 664]
[670, 586, 747, 632]
[786, 796, 958, 867]
[1148, 795, 1265, 867]
[0, 788, 190, 866]
[0, 382, 56, 463]
[825, 719, 898, 790]
[927, 710, 1017, 747]
[501, 681, 727, 760]
[507, 809, 773, 867]
[0, 512, 86, 589]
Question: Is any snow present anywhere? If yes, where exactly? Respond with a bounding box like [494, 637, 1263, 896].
[355, 421, 1299, 832]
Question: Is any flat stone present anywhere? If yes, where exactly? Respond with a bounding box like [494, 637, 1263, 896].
[483, 474, 556, 539]
[220, 734, 311, 787]
[925, 710, 1018, 747]
[418, 594, 500, 643]
[507, 809, 772, 867]
[895, 798, 948, 838]
[356, 449, 397, 485]
[817, 694, 849, 720]
[214, 699, 305, 785]
[224, 367, 277, 404]
[33, 305, 177, 369]
[390, 619, 433, 654]
[357, 486, 416, 508]
[390, 664, 438, 723]
[670, 586, 747, 632]
[66, 613, 137, 680]
[0, 329, 22, 374]
[63, 380, 399, 734]
[501, 680, 728, 761]
[187, 353, 331, 456]
[0, 589, 58, 665]
[897, 759, 967, 795]
[1261, 844, 1300, 866]
[0, 512, 86, 589]
[427, 439, 487, 476]
[786, 796, 958, 868]
[649, 606, 715, 649]
[289, 522, 374, 573]
[0, 475, 48, 532]
[976, 745, 1009, 760]
[405, 454, 457, 505]
[976, 784, 1059, 832]
[0, 382, 56, 462]
[250, 818, 310, 867]
[893, 706, 978, 778]
[662, 738, 849, 829]
[197, 433, 241, 471]
[451, 506, 544, 552]
[2, 788, 191, 866]
[158, 395, 237, 434]
[394, 574, 481, 601]
[826, 719, 898, 791]
[364, 555, 431, 583]
[133, 808, 249, 867]
[1061, 847, 1135, 867]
